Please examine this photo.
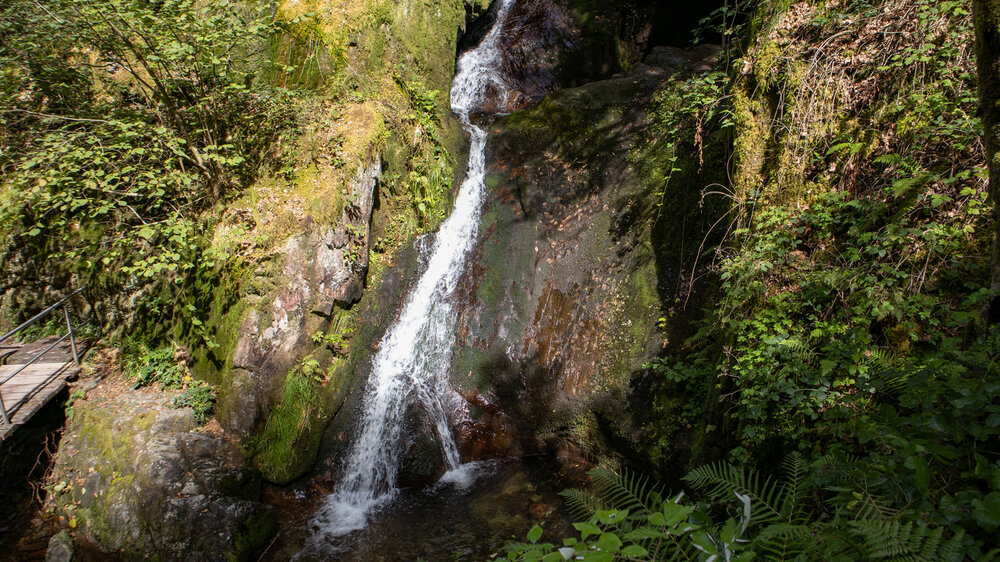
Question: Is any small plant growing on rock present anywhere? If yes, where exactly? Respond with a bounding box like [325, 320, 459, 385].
[172, 383, 216, 424]
[65, 389, 87, 421]
[294, 354, 324, 383]
[125, 345, 188, 390]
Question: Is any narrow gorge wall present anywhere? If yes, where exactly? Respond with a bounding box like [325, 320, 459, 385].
[191, 0, 485, 484]
[39, 0, 731, 557]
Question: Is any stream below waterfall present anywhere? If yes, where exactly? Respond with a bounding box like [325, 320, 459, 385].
[269, 458, 572, 560]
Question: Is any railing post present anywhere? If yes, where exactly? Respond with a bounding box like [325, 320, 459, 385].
[64, 305, 79, 366]
[0, 393, 9, 425]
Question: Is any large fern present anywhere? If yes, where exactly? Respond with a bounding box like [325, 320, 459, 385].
[847, 519, 967, 561]
[684, 452, 812, 558]
[559, 467, 664, 525]
[516, 456, 972, 561]
[557, 467, 701, 561]
[684, 452, 805, 527]
[683, 452, 974, 561]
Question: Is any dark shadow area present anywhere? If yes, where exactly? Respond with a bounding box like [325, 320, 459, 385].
[457, 0, 728, 110]
[480, 49, 734, 479]
[642, 0, 730, 48]
[0, 392, 65, 559]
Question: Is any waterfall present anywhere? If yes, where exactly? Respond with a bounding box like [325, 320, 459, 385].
[308, 0, 517, 540]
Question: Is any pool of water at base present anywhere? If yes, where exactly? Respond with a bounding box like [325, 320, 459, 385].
[267, 456, 575, 561]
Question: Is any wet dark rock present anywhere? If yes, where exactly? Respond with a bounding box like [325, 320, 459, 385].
[459, 0, 725, 115]
[449, 43, 726, 468]
[457, 388, 518, 460]
[398, 406, 448, 487]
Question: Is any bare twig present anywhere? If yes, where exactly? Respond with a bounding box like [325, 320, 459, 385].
[1, 109, 110, 124]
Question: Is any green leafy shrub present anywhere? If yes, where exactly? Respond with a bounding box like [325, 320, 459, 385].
[508, 467, 747, 562]
[0, 0, 295, 337]
[123, 345, 187, 390]
[634, 0, 998, 555]
[123, 340, 217, 422]
[172, 383, 216, 424]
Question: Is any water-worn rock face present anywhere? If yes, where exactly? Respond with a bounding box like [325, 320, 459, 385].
[304, 5, 725, 486]
[190, 0, 484, 487]
[449, 44, 723, 466]
[48, 389, 275, 560]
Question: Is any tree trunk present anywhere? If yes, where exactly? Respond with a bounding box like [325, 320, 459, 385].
[974, 0, 1000, 325]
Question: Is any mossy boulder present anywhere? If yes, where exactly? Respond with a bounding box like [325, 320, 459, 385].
[190, 0, 482, 485]
[48, 389, 276, 561]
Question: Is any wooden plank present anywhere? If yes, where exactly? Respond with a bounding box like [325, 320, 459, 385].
[0, 362, 70, 376]
[2, 369, 66, 400]
[3, 379, 64, 392]
[0, 360, 74, 442]
[3, 375, 66, 387]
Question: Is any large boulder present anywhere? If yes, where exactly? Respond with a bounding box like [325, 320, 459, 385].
[223, 160, 381, 438]
[47, 386, 276, 560]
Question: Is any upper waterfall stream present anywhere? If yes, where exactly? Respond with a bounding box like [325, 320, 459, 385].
[308, 0, 519, 543]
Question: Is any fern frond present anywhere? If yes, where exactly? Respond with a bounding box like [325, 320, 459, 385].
[683, 462, 787, 527]
[773, 337, 815, 363]
[850, 519, 963, 561]
[916, 525, 944, 560]
[844, 485, 900, 523]
[978, 546, 1000, 562]
[778, 452, 807, 520]
[589, 467, 663, 520]
[874, 153, 903, 166]
[558, 488, 609, 522]
[753, 523, 812, 560]
[862, 520, 923, 559]
[755, 523, 813, 541]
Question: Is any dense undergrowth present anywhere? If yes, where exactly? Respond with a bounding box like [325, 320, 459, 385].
[514, 0, 1000, 558]
[0, 0, 464, 331]
[121, 341, 216, 423]
[0, 0, 470, 478]
[0, 0, 298, 452]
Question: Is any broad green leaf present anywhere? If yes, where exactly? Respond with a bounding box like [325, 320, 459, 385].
[573, 522, 602, 539]
[594, 533, 621, 553]
[621, 545, 649, 558]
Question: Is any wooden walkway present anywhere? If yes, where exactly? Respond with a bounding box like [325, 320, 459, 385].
[0, 339, 81, 442]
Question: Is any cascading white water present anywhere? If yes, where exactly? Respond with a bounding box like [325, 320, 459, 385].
[308, 0, 518, 541]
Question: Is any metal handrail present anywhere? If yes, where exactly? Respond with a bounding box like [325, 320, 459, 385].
[0, 287, 85, 425]
[0, 286, 85, 345]
[0, 332, 72, 387]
